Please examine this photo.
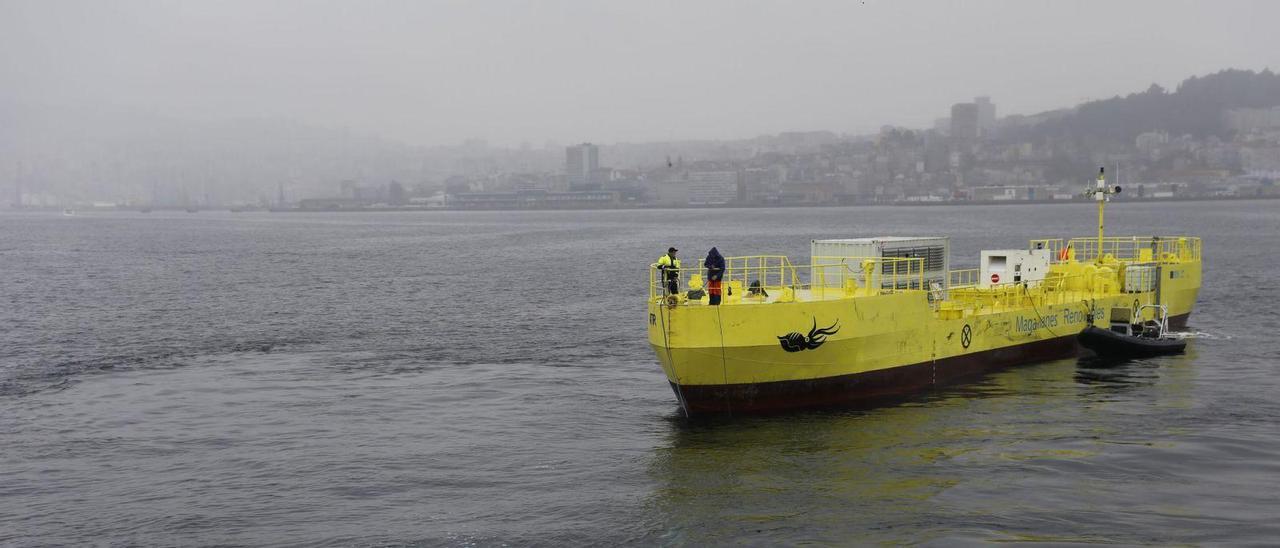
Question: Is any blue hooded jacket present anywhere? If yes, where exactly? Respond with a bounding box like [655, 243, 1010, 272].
[705, 247, 725, 282]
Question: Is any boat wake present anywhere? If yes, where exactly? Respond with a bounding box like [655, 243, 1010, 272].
[1166, 330, 1229, 340]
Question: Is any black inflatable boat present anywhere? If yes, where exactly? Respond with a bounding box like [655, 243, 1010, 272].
[1078, 304, 1186, 358]
[1078, 325, 1186, 357]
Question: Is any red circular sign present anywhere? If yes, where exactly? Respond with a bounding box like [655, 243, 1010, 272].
[990, 273, 1000, 284]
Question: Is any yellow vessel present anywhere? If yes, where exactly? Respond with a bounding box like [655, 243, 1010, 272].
[647, 171, 1201, 415]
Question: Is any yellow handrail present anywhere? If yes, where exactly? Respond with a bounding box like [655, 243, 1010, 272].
[649, 244, 1189, 309]
[1066, 236, 1201, 263]
[1030, 238, 1066, 263]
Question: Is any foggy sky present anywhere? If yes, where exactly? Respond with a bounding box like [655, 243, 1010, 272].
[3, 0, 1278, 147]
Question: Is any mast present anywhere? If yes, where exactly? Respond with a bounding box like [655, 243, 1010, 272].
[1089, 166, 1121, 261]
[1097, 168, 1105, 254]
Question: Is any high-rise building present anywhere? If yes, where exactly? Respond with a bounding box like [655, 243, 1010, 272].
[565, 143, 599, 189]
[950, 103, 980, 141]
[11, 161, 21, 209]
[975, 96, 996, 132]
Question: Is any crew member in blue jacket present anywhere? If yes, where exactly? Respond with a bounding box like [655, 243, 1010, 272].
[705, 247, 725, 305]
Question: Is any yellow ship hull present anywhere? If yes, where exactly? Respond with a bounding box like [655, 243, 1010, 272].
[647, 237, 1201, 414]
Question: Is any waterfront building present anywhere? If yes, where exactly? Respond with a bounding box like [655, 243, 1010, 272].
[975, 96, 996, 132]
[951, 103, 980, 141]
[565, 143, 599, 189]
[450, 189, 620, 209]
[686, 171, 739, 205]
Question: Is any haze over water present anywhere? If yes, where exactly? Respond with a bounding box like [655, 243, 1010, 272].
[2, 200, 1277, 544]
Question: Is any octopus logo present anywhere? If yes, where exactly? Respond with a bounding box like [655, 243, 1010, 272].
[777, 318, 841, 352]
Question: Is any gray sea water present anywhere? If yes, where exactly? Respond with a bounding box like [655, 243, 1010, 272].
[2, 201, 1278, 545]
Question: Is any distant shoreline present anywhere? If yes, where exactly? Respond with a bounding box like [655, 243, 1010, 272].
[255, 193, 1280, 211]
[11, 193, 1277, 214]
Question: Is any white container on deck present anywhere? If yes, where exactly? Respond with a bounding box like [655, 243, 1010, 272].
[979, 249, 1051, 287]
[811, 237, 949, 289]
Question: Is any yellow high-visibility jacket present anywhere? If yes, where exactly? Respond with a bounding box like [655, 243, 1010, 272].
[657, 255, 681, 277]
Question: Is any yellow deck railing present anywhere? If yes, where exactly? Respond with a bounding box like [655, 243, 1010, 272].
[811, 256, 926, 292]
[1066, 236, 1201, 263]
[945, 271, 1100, 316]
[940, 262, 1163, 316]
[648, 255, 928, 305]
[649, 247, 1180, 311]
[949, 268, 980, 289]
[649, 255, 799, 303]
[1030, 238, 1067, 263]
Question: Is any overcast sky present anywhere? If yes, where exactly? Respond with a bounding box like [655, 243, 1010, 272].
[3, 0, 1277, 147]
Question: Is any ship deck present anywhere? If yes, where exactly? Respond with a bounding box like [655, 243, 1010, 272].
[650, 236, 1202, 318]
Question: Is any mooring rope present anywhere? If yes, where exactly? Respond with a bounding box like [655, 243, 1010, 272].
[715, 303, 731, 416]
[657, 294, 690, 418]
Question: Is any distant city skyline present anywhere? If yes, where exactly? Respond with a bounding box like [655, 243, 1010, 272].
[7, 67, 1280, 208]
[3, 1, 1278, 147]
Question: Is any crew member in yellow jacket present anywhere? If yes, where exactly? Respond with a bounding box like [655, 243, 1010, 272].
[656, 247, 681, 295]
